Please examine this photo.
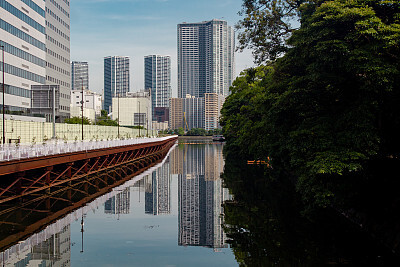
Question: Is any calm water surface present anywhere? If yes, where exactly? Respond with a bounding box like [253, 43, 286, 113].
[2, 139, 400, 266]
[2, 140, 236, 267]
[70, 141, 234, 267]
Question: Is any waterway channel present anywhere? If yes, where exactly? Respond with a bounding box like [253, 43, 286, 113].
[1, 138, 399, 266]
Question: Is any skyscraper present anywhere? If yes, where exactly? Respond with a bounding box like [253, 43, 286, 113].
[144, 55, 171, 120]
[0, 0, 46, 116]
[71, 61, 89, 90]
[104, 56, 130, 113]
[45, 0, 71, 121]
[177, 19, 235, 98]
[1, 0, 71, 122]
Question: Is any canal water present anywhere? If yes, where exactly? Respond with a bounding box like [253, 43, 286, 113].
[1, 139, 400, 266]
[1, 140, 236, 267]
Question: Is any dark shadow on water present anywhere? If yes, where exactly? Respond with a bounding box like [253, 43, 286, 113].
[222, 154, 400, 266]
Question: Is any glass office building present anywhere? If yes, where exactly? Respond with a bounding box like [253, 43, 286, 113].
[103, 56, 130, 113]
[144, 55, 171, 119]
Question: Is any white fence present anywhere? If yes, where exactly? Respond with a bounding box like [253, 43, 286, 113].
[0, 136, 177, 162]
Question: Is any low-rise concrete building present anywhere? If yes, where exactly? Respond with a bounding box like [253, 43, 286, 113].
[70, 89, 102, 122]
[31, 85, 69, 122]
[70, 106, 96, 122]
[112, 90, 152, 128]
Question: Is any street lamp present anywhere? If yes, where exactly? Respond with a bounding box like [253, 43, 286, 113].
[1, 44, 5, 145]
[80, 77, 84, 141]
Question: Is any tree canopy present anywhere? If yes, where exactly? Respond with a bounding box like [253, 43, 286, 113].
[223, 0, 400, 207]
[64, 116, 91, 125]
[96, 110, 119, 126]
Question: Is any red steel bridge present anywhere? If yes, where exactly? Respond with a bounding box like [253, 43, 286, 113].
[0, 135, 177, 249]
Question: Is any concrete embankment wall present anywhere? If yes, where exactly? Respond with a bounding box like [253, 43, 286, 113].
[0, 119, 156, 144]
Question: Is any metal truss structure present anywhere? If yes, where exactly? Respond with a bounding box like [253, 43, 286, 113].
[0, 137, 177, 250]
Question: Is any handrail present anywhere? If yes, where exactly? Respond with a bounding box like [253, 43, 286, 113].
[0, 136, 178, 162]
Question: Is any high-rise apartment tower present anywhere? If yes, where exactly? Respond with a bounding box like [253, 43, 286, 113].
[177, 19, 235, 98]
[104, 56, 130, 113]
[144, 55, 171, 119]
[71, 61, 89, 90]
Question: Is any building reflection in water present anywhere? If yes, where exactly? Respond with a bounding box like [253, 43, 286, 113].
[172, 144, 231, 250]
[0, 143, 232, 265]
[145, 158, 171, 215]
[104, 188, 131, 215]
[1, 224, 71, 267]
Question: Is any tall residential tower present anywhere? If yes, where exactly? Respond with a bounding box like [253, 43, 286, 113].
[144, 55, 171, 121]
[177, 19, 235, 98]
[104, 56, 130, 113]
[71, 61, 89, 90]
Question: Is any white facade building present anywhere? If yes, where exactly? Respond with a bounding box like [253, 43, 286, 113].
[70, 89, 102, 122]
[0, 0, 47, 116]
[112, 91, 152, 129]
[45, 0, 71, 121]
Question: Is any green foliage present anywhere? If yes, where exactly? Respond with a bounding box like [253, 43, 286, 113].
[96, 111, 119, 126]
[223, 0, 400, 208]
[208, 128, 223, 135]
[174, 127, 185, 136]
[100, 109, 108, 117]
[65, 116, 91, 125]
[237, 0, 305, 62]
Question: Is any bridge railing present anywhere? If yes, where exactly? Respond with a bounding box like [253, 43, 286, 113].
[0, 136, 177, 162]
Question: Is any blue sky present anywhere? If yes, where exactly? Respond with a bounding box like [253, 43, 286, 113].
[70, 0, 254, 96]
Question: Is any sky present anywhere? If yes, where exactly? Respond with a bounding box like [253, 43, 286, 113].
[70, 0, 255, 97]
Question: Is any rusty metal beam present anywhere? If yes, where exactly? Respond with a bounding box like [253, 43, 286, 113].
[0, 137, 177, 207]
[0, 138, 176, 176]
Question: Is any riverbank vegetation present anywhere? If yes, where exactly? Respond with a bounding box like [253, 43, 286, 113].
[222, 0, 400, 208]
[65, 110, 119, 126]
[162, 128, 222, 136]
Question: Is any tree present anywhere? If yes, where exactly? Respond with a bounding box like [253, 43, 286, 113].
[96, 110, 119, 126]
[65, 116, 91, 125]
[223, 0, 400, 208]
[174, 127, 184, 136]
[236, 0, 305, 63]
[100, 109, 108, 117]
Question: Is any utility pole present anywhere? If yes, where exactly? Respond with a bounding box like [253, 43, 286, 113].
[52, 86, 56, 139]
[80, 214, 84, 253]
[1, 45, 5, 145]
[80, 77, 84, 141]
[138, 101, 141, 137]
[117, 92, 120, 139]
[146, 105, 149, 137]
